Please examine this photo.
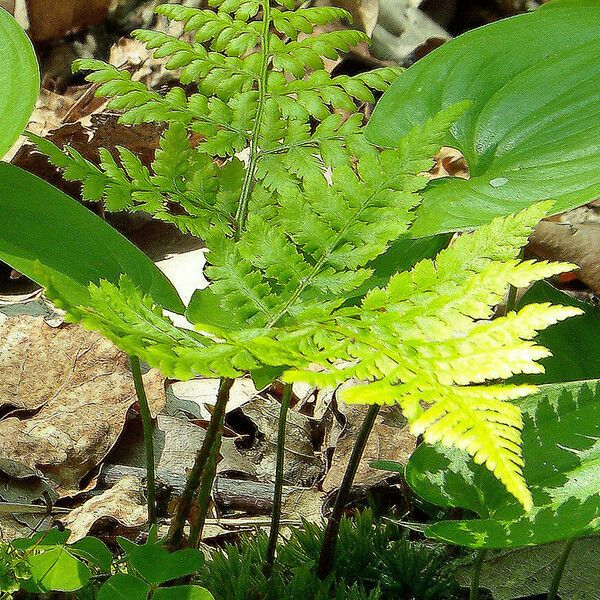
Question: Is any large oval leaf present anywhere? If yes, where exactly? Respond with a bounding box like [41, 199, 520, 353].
[0, 163, 184, 313]
[366, 0, 600, 237]
[514, 282, 600, 384]
[406, 379, 600, 548]
[0, 8, 39, 158]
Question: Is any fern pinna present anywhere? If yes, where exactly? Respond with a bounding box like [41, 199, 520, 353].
[32, 0, 579, 510]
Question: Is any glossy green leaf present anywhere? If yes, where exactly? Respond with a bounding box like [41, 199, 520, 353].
[27, 547, 90, 592]
[12, 529, 69, 551]
[514, 282, 600, 384]
[98, 573, 150, 600]
[0, 163, 184, 313]
[0, 8, 39, 158]
[366, 0, 600, 237]
[406, 379, 600, 548]
[118, 537, 204, 585]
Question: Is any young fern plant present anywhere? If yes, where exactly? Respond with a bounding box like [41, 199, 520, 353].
[30, 0, 578, 557]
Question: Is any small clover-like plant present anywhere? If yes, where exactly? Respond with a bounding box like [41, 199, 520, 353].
[3, 529, 112, 596]
[29, 0, 580, 536]
[98, 535, 212, 599]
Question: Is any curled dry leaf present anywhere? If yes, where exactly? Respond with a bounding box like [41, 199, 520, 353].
[328, 0, 379, 36]
[371, 0, 450, 65]
[0, 316, 165, 494]
[61, 476, 147, 542]
[529, 208, 600, 295]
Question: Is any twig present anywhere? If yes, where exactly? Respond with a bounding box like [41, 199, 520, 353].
[547, 538, 575, 600]
[470, 549, 487, 600]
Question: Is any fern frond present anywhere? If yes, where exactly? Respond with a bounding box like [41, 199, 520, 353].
[29, 0, 581, 510]
[281, 206, 581, 509]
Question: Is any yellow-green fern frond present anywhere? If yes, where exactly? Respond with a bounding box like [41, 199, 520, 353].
[282, 205, 582, 509]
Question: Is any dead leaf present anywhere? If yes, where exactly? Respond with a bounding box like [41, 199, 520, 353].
[428, 147, 470, 181]
[372, 0, 451, 65]
[328, 0, 379, 36]
[109, 414, 257, 478]
[0, 316, 165, 494]
[238, 395, 323, 487]
[61, 476, 147, 541]
[281, 487, 325, 526]
[168, 377, 257, 420]
[529, 217, 600, 295]
[322, 404, 415, 492]
[0, 471, 58, 541]
[24, 0, 111, 42]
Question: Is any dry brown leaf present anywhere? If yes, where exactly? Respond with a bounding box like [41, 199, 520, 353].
[61, 476, 147, 541]
[109, 414, 257, 478]
[372, 0, 450, 65]
[328, 0, 379, 36]
[239, 395, 323, 486]
[168, 377, 257, 420]
[428, 147, 470, 181]
[0, 316, 165, 494]
[0, 472, 58, 541]
[529, 219, 600, 295]
[23, 0, 111, 42]
[281, 487, 325, 526]
[323, 404, 415, 492]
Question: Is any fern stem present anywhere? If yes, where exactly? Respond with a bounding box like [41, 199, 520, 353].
[502, 248, 524, 316]
[188, 430, 221, 547]
[265, 382, 293, 575]
[547, 538, 575, 600]
[317, 404, 380, 579]
[166, 377, 233, 549]
[233, 0, 271, 237]
[129, 355, 157, 526]
[469, 549, 487, 600]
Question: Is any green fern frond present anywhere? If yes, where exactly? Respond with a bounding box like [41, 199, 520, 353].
[30, 0, 580, 510]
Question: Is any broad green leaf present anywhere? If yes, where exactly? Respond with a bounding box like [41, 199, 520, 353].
[70, 536, 113, 573]
[406, 379, 600, 548]
[27, 547, 90, 592]
[365, 0, 600, 237]
[98, 573, 150, 600]
[118, 537, 204, 585]
[0, 8, 39, 158]
[514, 282, 600, 384]
[459, 537, 600, 600]
[0, 163, 184, 313]
[154, 586, 215, 600]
